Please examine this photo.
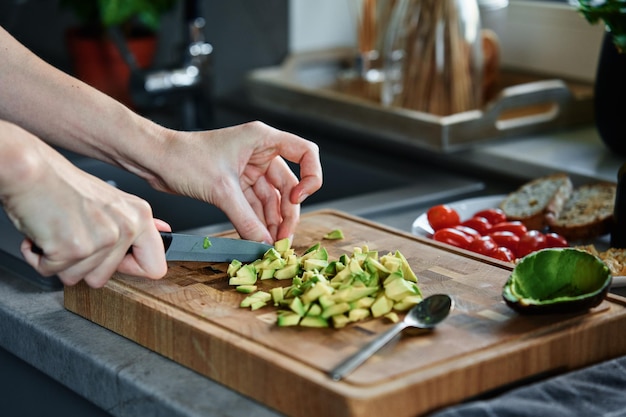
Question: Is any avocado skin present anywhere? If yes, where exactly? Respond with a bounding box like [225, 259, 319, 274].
[501, 248, 612, 315]
[503, 283, 609, 315]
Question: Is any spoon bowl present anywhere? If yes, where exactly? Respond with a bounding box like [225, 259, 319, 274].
[329, 294, 453, 381]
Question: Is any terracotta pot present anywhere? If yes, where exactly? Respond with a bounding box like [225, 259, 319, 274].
[66, 29, 157, 107]
[594, 32, 626, 157]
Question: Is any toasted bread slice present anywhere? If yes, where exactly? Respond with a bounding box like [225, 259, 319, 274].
[547, 182, 616, 241]
[499, 173, 573, 230]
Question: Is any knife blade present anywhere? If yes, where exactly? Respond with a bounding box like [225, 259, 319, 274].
[160, 231, 272, 263]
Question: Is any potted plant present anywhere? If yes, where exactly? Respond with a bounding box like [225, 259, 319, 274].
[572, 0, 626, 156]
[61, 0, 179, 106]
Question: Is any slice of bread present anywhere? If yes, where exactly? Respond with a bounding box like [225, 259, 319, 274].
[499, 173, 573, 230]
[547, 182, 616, 241]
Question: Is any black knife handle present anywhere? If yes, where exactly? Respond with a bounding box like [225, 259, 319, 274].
[31, 231, 174, 255]
[160, 231, 173, 252]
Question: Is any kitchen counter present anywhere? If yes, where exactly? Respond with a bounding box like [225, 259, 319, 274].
[1, 120, 625, 416]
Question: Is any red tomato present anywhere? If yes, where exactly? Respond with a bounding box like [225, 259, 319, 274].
[490, 221, 528, 238]
[461, 216, 492, 235]
[427, 205, 461, 231]
[492, 246, 516, 262]
[453, 225, 481, 239]
[473, 208, 507, 225]
[545, 232, 569, 248]
[517, 230, 548, 258]
[489, 231, 520, 255]
[433, 227, 474, 249]
[468, 235, 498, 257]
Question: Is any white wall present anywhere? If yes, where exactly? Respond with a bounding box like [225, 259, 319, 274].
[288, 0, 605, 82]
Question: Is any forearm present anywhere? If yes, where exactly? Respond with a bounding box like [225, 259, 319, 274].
[0, 26, 168, 180]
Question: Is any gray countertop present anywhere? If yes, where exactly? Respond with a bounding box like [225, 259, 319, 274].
[1, 124, 624, 417]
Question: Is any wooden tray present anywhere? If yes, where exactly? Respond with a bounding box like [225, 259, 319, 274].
[64, 210, 626, 417]
[246, 49, 594, 153]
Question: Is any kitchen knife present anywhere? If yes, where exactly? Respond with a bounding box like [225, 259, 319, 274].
[160, 231, 272, 263]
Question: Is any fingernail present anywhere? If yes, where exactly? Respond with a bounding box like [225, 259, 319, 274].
[298, 193, 309, 204]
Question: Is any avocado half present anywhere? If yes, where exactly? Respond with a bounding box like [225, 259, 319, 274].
[502, 248, 612, 314]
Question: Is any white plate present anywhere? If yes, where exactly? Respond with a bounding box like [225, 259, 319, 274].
[411, 196, 626, 288]
[411, 195, 505, 237]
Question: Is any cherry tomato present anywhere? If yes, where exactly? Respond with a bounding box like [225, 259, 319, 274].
[433, 227, 474, 249]
[489, 231, 520, 255]
[453, 225, 481, 239]
[545, 232, 569, 248]
[427, 205, 461, 231]
[473, 208, 507, 225]
[492, 246, 516, 262]
[490, 221, 528, 238]
[461, 216, 492, 235]
[517, 230, 547, 258]
[468, 235, 499, 257]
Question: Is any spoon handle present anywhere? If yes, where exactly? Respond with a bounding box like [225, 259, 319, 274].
[329, 322, 407, 381]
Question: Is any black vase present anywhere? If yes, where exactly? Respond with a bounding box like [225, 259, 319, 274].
[594, 32, 626, 157]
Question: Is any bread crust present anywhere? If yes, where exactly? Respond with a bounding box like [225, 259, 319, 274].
[547, 182, 617, 241]
[499, 173, 573, 230]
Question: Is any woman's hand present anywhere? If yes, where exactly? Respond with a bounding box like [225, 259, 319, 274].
[138, 121, 323, 244]
[0, 121, 169, 288]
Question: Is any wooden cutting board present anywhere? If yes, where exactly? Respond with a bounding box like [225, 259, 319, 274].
[64, 210, 626, 417]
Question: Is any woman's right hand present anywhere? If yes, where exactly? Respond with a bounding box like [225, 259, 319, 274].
[0, 121, 168, 288]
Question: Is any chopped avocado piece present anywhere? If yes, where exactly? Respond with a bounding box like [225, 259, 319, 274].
[393, 294, 423, 311]
[349, 308, 371, 322]
[277, 312, 301, 327]
[331, 314, 350, 329]
[306, 303, 323, 317]
[303, 258, 329, 271]
[301, 282, 334, 305]
[289, 297, 307, 317]
[250, 300, 267, 310]
[323, 229, 344, 240]
[322, 302, 351, 319]
[384, 312, 399, 323]
[270, 286, 284, 305]
[236, 285, 257, 294]
[227, 259, 243, 277]
[299, 316, 329, 328]
[385, 277, 419, 301]
[274, 263, 299, 280]
[229, 264, 258, 286]
[260, 268, 276, 280]
[274, 237, 291, 253]
[203, 236, 212, 249]
[303, 242, 321, 255]
[371, 295, 394, 318]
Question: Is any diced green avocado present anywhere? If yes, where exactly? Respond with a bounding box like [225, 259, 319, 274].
[236, 285, 257, 294]
[300, 282, 333, 305]
[267, 257, 286, 270]
[277, 312, 301, 327]
[240, 291, 270, 308]
[323, 229, 344, 240]
[303, 258, 329, 271]
[348, 308, 371, 322]
[364, 257, 390, 276]
[227, 259, 243, 277]
[299, 316, 329, 328]
[318, 294, 336, 310]
[306, 304, 323, 317]
[384, 312, 399, 323]
[395, 251, 418, 283]
[229, 264, 258, 286]
[331, 314, 350, 329]
[274, 237, 291, 253]
[250, 300, 267, 310]
[385, 277, 419, 301]
[351, 296, 376, 309]
[303, 242, 320, 255]
[274, 264, 299, 280]
[341, 286, 378, 302]
[270, 287, 284, 305]
[289, 297, 307, 317]
[371, 295, 394, 318]
[260, 268, 276, 280]
[322, 302, 351, 319]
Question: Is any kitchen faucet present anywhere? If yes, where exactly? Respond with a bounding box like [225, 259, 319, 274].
[109, 0, 215, 130]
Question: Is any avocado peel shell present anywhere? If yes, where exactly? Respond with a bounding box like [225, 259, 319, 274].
[502, 248, 612, 315]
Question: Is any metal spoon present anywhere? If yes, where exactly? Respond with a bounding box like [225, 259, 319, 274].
[329, 294, 453, 381]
